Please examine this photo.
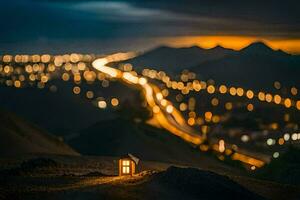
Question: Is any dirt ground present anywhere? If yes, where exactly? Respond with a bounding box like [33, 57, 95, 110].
[1, 155, 300, 200]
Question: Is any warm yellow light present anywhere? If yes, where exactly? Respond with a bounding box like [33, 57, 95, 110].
[74, 74, 81, 82]
[166, 105, 174, 113]
[160, 99, 167, 106]
[274, 95, 282, 104]
[219, 139, 225, 153]
[196, 117, 204, 125]
[41, 75, 49, 83]
[47, 64, 56, 72]
[98, 100, 107, 109]
[78, 62, 86, 71]
[247, 104, 254, 111]
[92, 58, 120, 78]
[163, 35, 300, 54]
[70, 53, 80, 63]
[265, 93, 273, 103]
[83, 71, 96, 82]
[123, 72, 139, 84]
[152, 105, 160, 113]
[246, 90, 254, 99]
[122, 160, 130, 174]
[278, 138, 284, 145]
[5, 80, 13, 86]
[33, 64, 40, 72]
[236, 87, 244, 96]
[122, 160, 130, 166]
[211, 98, 219, 106]
[284, 98, 292, 108]
[86, 91, 94, 99]
[4, 65, 11, 74]
[204, 111, 213, 121]
[187, 118, 195, 126]
[291, 87, 298, 96]
[161, 89, 169, 97]
[138, 77, 147, 85]
[73, 86, 81, 94]
[25, 65, 33, 73]
[189, 111, 196, 118]
[3, 55, 12, 62]
[41, 54, 51, 63]
[179, 103, 188, 111]
[219, 85, 227, 94]
[225, 102, 233, 110]
[229, 87, 237, 96]
[258, 92, 265, 101]
[29, 74, 36, 81]
[207, 85, 215, 94]
[296, 101, 300, 110]
[201, 125, 209, 134]
[212, 115, 220, 123]
[64, 63, 72, 71]
[14, 80, 21, 88]
[188, 97, 196, 110]
[19, 75, 25, 82]
[193, 80, 201, 91]
[61, 73, 69, 81]
[156, 93, 163, 101]
[111, 98, 119, 107]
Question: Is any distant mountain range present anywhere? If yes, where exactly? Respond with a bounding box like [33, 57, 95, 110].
[0, 108, 79, 157]
[128, 45, 234, 73]
[127, 42, 300, 91]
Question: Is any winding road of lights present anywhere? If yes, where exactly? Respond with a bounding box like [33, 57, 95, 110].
[92, 54, 264, 168]
[1, 52, 283, 168]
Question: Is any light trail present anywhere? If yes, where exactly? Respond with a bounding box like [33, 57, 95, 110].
[1, 52, 296, 168]
[141, 69, 300, 111]
[92, 55, 204, 145]
[92, 54, 265, 168]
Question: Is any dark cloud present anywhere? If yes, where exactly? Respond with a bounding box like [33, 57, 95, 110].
[0, 0, 299, 53]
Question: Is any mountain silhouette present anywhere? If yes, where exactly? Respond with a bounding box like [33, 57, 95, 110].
[240, 42, 288, 56]
[0, 108, 79, 157]
[125, 42, 299, 91]
[126, 45, 234, 73]
[191, 43, 300, 90]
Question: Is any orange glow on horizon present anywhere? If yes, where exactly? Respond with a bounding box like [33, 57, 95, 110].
[163, 36, 300, 54]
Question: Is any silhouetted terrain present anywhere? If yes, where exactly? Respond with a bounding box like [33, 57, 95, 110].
[0, 79, 141, 137]
[69, 117, 236, 174]
[0, 109, 78, 157]
[128, 45, 234, 73]
[141, 166, 265, 200]
[192, 43, 300, 90]
[126, 42, 300, 91]
[256, 146, 300, 185]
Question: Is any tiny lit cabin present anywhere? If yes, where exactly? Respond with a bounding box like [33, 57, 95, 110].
[119, 154, 139, 176]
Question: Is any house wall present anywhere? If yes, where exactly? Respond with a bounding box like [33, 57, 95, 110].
[119, 158, 136, 176]
[131, 160, 135, 175]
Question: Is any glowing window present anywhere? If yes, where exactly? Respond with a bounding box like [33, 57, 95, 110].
[122, 160, 130, 174]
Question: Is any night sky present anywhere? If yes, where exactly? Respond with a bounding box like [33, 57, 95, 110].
[0, 0, 299, 54]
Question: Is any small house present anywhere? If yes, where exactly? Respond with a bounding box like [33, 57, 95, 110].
[119, 153, 139, 176]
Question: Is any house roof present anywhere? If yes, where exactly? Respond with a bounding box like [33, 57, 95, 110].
[120, 153, 139, 165]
